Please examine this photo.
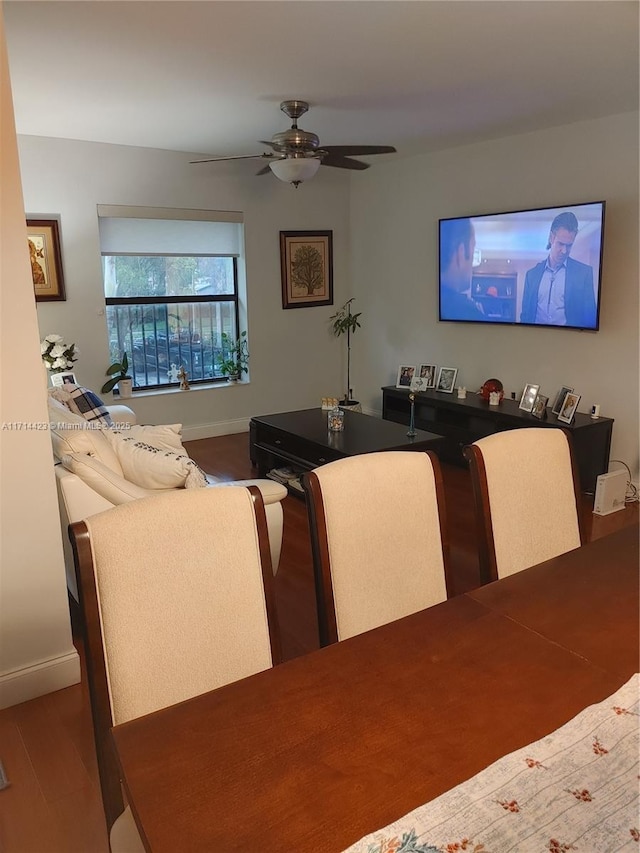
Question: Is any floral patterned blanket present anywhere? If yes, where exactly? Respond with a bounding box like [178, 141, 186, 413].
[343, 674, 639, 853]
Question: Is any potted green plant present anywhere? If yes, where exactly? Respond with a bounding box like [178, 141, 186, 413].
[101, 352, 133, 398]
[217, 331, 249, 381]
[330, 298, 362, 406]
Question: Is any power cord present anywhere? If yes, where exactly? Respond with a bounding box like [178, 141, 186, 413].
[609, 459, 639, 504]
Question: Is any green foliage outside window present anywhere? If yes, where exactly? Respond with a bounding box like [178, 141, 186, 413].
[106, 256, 235, 298]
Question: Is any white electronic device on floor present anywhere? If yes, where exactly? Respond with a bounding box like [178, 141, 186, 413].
[592, 469, 627, 516]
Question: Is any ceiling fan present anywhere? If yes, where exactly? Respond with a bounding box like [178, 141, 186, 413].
[190, 100, 396, 187]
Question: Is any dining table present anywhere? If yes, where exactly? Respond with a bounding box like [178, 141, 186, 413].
[112, 525, 639, 852]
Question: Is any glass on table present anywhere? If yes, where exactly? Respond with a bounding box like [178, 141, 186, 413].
[328, 407, 345, 432]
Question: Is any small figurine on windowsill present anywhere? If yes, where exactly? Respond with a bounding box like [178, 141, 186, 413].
[178, 365, 190, 390]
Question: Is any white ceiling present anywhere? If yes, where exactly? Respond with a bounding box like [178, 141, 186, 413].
[3, 1, 639, 172]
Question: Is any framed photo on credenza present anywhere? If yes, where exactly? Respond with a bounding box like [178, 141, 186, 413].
[417, 364, 437, 388]
[558, 392, 581, 424]
[551, 385, 573, 415]
[436, 367, 457, 393]
[531, 395, 548, 419]
[519, 383, 540, 413]
[396, 365, 416, 388]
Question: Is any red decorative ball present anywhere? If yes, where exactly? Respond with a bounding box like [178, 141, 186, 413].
[480, 378, 504, 402]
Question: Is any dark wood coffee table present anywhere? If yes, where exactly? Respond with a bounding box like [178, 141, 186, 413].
[249, 408, 443, 486]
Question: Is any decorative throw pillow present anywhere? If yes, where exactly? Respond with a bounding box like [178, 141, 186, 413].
[48, 392, 84, 421]
[64, 385, 114, 427]
[47, 394, 124, 473]
[106, 427, 208, 490]
[48, 386, 77, 409]
[61, 452, 153, 504]
[105, 423, 185, 453]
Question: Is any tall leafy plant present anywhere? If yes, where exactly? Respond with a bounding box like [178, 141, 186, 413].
[330, 298, 362, 405]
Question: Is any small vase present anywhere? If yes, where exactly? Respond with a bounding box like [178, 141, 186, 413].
[118, 378, 133, 399]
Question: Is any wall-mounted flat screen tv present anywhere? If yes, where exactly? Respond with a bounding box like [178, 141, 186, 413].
[438, 201, 605, 331]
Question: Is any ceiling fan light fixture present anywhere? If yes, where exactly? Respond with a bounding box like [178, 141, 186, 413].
[269, 156, 321, 187]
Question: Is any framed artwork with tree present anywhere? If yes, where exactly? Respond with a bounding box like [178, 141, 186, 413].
[280, 230, 333, 309]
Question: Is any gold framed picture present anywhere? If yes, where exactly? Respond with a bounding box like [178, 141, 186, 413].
[26, 218, 66, 301]
[280, 230, 333, 309]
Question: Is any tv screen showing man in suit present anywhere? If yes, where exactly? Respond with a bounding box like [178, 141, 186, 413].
[439, 201, 605, 331]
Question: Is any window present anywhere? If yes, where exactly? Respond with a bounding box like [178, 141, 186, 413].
[98, 206, 245, 390]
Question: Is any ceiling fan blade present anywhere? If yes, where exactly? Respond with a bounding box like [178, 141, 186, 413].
[255, 163, 273, 176]
[320, 154, 370, 171]
[190, 153, 272, 164]
[320, 145, 396, 156]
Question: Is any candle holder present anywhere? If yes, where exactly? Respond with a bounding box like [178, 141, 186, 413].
[407, 392, 417, 438]
[328, 407, 345, 432]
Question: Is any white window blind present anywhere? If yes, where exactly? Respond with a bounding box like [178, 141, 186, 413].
[97, 205, 244, 256]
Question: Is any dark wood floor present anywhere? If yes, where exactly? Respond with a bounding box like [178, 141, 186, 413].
[0, 432, 636, 851]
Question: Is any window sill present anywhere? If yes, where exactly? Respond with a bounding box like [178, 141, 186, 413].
[115, 380, 248, 401]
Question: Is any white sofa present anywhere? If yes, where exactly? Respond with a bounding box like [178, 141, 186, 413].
[48, 394, 287, 601]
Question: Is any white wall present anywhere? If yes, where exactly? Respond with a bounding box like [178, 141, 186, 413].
[18, 136, 351, 435]
[0, 9, 79, 709]
[350, 112, 639, 480]
[17, 113, 639, 478]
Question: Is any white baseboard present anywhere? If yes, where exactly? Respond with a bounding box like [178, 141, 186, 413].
[182, 410, 382, 443]
[182, 417, 251, 442]
[0, 648, 81, 710]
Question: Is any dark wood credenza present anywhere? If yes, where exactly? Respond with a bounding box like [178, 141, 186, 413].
[381, 386, 613, 493]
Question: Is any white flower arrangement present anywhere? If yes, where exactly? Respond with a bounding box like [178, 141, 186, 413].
[41, 334, 79, 373]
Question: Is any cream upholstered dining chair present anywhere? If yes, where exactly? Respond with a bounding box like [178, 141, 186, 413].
[70, 486, 281, 853]
[463, 427, 585, 584]
[302, 451, 452, 646]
